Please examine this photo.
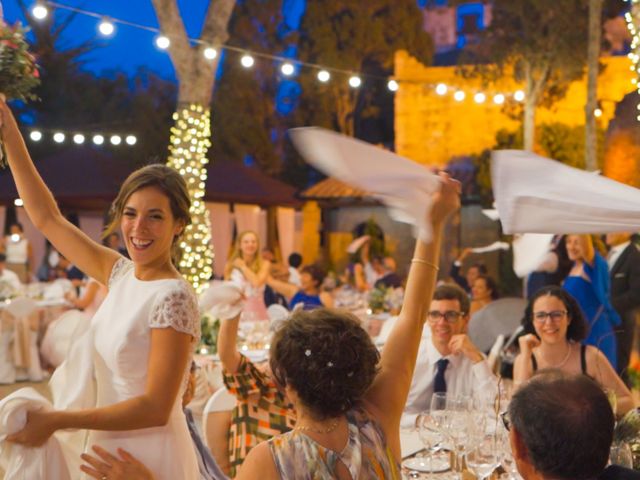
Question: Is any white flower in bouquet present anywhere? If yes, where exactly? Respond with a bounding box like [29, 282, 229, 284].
[0, 278, 16, 300]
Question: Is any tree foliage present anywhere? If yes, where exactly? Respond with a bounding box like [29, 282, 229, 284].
[296, 0, 433, 137]
[456, 0, 589, 150]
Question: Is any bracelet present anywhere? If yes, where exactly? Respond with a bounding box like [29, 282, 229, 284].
[411, 258, 440, 271]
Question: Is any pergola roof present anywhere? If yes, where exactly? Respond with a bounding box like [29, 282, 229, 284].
[0, 146, 131, 210]
[204, 161, 301, 207]
[300, 177, 376, 201]
[0, 148, 302, 210]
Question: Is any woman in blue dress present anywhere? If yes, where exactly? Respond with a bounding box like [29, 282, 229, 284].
[563, 235, 621, 369]
[267, 264, 333, 311]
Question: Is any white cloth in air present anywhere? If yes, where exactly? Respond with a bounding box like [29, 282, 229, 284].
[492, 150, 640, 234]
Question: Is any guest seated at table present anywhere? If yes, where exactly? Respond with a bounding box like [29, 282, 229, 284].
[507, 371, 640, 480]
[402, 283, 498, 427]
[513, 286, 632, 415]
[469, 274, 499, 316]
[235, 173, 460, 479]
[266, 264, 333, 311]
[0, 253, 21, 292]
[217, 306, 296, 477]
[449, 247, 487, 294]
[373, 255, 403, 289]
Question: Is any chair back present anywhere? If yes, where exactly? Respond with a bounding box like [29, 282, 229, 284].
[5, 297, 38, 318]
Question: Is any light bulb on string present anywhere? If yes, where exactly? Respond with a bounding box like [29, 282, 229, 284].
[73, 134, 85, 144]
[110, 135, 122, 145]
[32, 3, 48, 20]
[126, 135, 137, 145]
[594, 108, 603, 118]
[387, 80, 399, 92]
[317, 70, 331, 82]
[155, 35, 170, 50]
[53, 132, 65, 143]
[454, 91, 465, 102]
[98, 18, 115, 36]
[29, 131, 42, 142]
[493, 93, 505, 105]
[435, 83, 448, 95]
[281, 62, 295, 76]
[241, 54, 254, 68]
[93, 134, 104, 145]
[204, 47, 217, 60]
[474, 92, 486, 104]
[514, 90, 525, 102]
[349, 76, 361, 88]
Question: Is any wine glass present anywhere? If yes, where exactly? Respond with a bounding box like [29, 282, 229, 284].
[429, 392, 449, 430]
[466, 435, 500, 480]
[416, 411, 446, 478]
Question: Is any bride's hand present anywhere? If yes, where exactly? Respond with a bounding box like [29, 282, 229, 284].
[6, 409, 57, 447]
[81, 446, 155, 480]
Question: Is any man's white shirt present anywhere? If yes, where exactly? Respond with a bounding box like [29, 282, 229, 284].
[401, 326, 497, 427]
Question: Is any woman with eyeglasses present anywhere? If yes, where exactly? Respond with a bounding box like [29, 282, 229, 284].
[513, 286, 632, 415]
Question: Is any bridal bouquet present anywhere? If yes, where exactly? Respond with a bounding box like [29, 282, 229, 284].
[0, 22, 40, 168]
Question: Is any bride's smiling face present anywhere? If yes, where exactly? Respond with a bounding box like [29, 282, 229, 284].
[120, 186, 184, 267]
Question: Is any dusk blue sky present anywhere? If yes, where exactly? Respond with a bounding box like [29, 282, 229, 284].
[3, 0, 226, 81]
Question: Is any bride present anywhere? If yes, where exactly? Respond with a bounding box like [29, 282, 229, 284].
[1, 100, 201, 479]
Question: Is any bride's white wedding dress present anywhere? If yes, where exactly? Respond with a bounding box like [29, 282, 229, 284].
[83, 258, 200, 479]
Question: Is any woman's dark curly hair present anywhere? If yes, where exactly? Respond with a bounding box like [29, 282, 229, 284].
[522, 286, 588, 342]
[269, 308, 380, 420]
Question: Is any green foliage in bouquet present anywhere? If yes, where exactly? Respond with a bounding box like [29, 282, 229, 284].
[0, 23, 40, 102]
[199, 313, 220, 354]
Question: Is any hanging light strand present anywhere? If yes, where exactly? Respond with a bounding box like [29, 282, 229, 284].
[31, 0, 532, 100]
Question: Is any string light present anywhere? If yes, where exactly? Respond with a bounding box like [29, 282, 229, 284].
[167, 105, 214, 292]
[29, 131, 42, 142]
[241, 54, 255, 68]
[203, 47, 217, 60]
[281, 62, 295, 76]
[98, 17, 115, 36]
[25, 128, 137, 147]
[317, 70, 330, 82]
[35, 1, 531, 99]
[474, 92, 486, 104]
[594, 108, 603, 118]
[155, 35, 170, 50]
[31, 2, 48, 20]
[626, 1, 640, 121]
[14, 199, 24, 207]
[454, 90, 466, 102]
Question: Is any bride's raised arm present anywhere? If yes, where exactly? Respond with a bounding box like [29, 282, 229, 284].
[0, 101, 119, 284]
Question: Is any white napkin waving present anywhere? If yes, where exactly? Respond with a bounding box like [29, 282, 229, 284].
[290, 127, 442, 241]
[199, 282, 245, 320]
[471, 241, 510, 254]
[0, 388, 72, 480]
[492, 150, 640, 234]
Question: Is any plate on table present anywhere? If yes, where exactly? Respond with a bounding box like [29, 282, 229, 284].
[402, 454, 450, 473]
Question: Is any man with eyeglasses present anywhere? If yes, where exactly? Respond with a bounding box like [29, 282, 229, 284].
[401, 284, 497, 427]
[506, 371, 640, 480]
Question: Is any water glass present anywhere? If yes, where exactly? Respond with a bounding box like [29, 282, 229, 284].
[466, 435, 500, 480]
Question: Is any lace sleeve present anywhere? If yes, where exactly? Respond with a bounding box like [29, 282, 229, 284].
[108, 257, 133, 289]
[149, 282, 201, 341]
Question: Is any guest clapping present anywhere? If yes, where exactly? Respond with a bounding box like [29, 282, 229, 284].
[513, 286, 632, 415]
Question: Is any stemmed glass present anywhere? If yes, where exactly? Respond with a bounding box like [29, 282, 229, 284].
[466, 434, 501, 480]
[446, 395, 476, 475]
[416, 410, 447, 478]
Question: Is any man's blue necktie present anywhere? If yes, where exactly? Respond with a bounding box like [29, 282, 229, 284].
[433, 358, 449, 394]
